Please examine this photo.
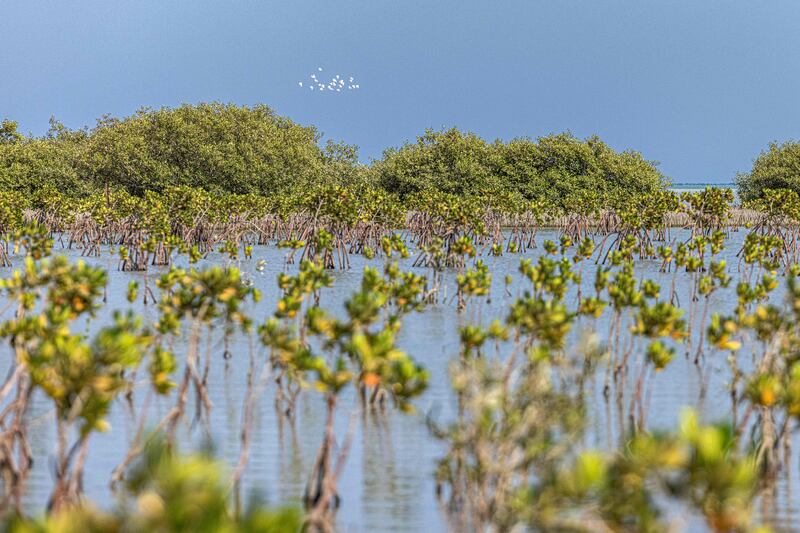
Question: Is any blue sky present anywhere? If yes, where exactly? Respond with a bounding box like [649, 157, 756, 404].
[2, 1, 799, 183]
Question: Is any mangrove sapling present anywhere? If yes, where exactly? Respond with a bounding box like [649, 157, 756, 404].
[728, 272, 800, 480]
[507, 200, 544, 253]
[516, 410, 761, 533]
[707, 312, 745, 421]
[0, 191, 27, 267]
[48, 312, 152, 511]
[261, 263, 428, 530]
[11, 223, 54, 262]
[266, 256, 333, 417]
[0, 227, 60, 510]
[432, 330, 588, 531]
[744, 189, 800, 267]
[0, 253, 149, 511]
[694, 257, 731, 364]
[10, 434, 303, 532]
[629, 299, 687, 429]
[681, 237, 705, 359]
[561, 190, 603, 243]
[278, 238, 305, 267]
[594, 248, 645, 431]
[510, 257, 579, 352]
[609, 190, 679, 261]
[696, 268, 800, 483]
[448, 235, 476, 282]
[682, 187, 735, 238]
[571, 236, 595, 304]
[413, 237, 446, 302]
[158, 265, 258, 427]
[605, 255, 643, 378]
[110, 265, 259, 486]
[456, 259, 491, 312]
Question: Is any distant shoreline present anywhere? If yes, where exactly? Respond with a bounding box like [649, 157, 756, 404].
[670, 182, 734, 189]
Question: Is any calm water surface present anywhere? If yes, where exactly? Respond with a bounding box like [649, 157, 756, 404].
[8, 227, 800, 531]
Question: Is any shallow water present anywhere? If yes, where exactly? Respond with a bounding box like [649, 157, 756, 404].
[7, 228, 800, 531]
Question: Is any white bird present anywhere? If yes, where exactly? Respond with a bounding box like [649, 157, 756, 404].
[300, 68, 360, 94]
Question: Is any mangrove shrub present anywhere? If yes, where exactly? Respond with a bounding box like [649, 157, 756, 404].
[737, 140, 800, 202]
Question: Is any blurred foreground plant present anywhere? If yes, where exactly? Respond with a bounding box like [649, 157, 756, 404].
[6, 437, 301, 533]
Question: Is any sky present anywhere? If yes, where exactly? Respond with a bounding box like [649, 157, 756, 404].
[2, 0, 799, 183]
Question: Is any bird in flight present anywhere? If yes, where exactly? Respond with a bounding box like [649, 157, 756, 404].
[298, 67, 361, 94]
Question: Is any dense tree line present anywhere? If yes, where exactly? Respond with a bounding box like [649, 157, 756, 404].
[374, 128, 666, 207]
[0, 117, 92, 196]
[736, 140, 800, 202]
[0, 103, 336, 197]
[1, 103, 667, 207]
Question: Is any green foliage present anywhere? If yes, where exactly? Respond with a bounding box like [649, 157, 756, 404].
[155, 265, 259, 334]
[372, 128, 499, 197]
[0, 256, 147, 435]
[0, 119, 24, 145]
[1, 107, 666, 211]
[264, 261, 429, 409]
[0, 104, 359, 198]
[525, 410, 759, 532]
[745, 187, 800, 222]
[433, 353, 586, 530]
[737, 140, 800, 201]
[7, 438, 301, 533]
[681, 187, 735, 231]
[374, 128, 666, 208]
[0, 118, 92, 197]
[496, 133, 667, 209]
[83, 103, 333, 195]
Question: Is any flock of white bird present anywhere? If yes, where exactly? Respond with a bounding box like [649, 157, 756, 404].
[298, 67, 360, 92]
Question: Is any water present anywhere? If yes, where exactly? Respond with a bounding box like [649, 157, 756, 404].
[670, 182, 739, 202]
[670, 182, 735, 191]
[6, 227, 800, 531]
